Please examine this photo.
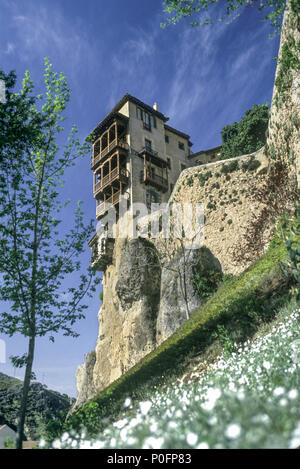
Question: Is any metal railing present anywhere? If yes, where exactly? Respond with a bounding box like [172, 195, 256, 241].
[138, 146, 159, 158]
[140, 170, 168, 190]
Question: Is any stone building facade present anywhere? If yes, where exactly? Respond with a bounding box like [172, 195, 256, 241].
[88, 93, 218, 269]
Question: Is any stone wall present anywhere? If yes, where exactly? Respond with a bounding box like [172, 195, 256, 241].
[266, 0, 300, 189]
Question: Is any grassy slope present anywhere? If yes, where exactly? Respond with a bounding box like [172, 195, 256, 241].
[67, 235, 293, 433]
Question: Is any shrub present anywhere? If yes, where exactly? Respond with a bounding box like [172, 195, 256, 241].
[220, 160, 239, 174]
[192, 269, 222, 300]
[220, 103, 269, 160]
[241, 156, 261, 172]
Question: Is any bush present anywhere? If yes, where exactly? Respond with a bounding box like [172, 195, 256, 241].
[192, 269, 222, 300]
[241, 156, 261, 172]
[220, 160, 239, 174]
[220, 103, 269, 160]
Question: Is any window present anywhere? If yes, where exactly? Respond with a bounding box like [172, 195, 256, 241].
[167, 158, 171, 169]
[137, 107, 142, 120]
[94, 140, 100, 157]
[146, 189, 161, 211]
[145, 139, 152, 152]
[143, 112, 151, 131]
[181, 164, 186, 172]
[178, 142, 185, 150]
[150, 115, 156, 128]
[170, 183, 174, 193]
[136, 106, 155, 131]
[165, 135, 169, 143]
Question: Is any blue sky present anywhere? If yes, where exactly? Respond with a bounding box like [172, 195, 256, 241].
[0, 0, 281, 397]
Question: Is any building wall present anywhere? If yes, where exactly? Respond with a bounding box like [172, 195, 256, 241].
[120, 100, 192, 212]
[188, 146, 222, 166]
[165, 128, 190, 191]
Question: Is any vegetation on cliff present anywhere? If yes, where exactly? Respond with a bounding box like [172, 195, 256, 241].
[220, 104, 270, 160]
[61, 204, 299, 446]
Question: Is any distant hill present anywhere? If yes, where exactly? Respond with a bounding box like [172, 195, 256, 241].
[0, 372, 75, 440]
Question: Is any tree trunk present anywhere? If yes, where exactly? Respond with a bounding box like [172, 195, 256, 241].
[16, 335, 35, 450]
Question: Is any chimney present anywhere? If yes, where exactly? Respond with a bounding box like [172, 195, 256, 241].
[153, 102, 159, 112]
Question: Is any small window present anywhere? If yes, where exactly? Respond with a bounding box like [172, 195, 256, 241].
[94, 140, 100, 157]
[178, 142, 185, 150]
[165, 135, 169, 143]
[181, 164, 186, 172]
[137, 107, 142, 120]
[145, 139, 152, 152]
[170, 183, 174, 193]
[150, 115, 156, 128]
[143, 112, 151, 131]
[167, 158, 171, 169]
[146, 189, 161, 211]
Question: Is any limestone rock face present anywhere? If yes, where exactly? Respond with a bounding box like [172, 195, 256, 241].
[74, 351, 97, 410]
[74, 240, 213, 408]
[156, 247, 221, 345]
[74, 237, 162, 406]
[92, 237, 161, 393]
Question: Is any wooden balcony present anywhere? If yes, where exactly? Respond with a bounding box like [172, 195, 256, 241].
[92, 138, 128, 170]
[96, 190, 122, 219]
[140, 169, 168, 193]
[94, 167, 128, 198]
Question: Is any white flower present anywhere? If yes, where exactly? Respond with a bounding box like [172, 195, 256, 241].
[186, 433, 198, 446]
[120, 427, 128, 441]
[289, 422, 300, 449]
[139, 400, 152, 415]
[263, 361, 271, 370]
[143, 437, 164, 449]
[202, 387, 222, 411]
[225, 423, 242, 440]
[279, 398, 288, 407]
[124, 397, 132, 408]
[114, 418, 128, 429]
[197, 442, 210, 449]
[52, 439, 61, 449]
[208, 415, 218, 426]
[39, 439, 46, 448]
[273, 387, 285, 397]
[288, 389, 298, 400]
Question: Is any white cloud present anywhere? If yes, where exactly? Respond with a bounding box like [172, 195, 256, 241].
[4, 42, 15, 54]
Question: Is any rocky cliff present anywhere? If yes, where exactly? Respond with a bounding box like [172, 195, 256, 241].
[74, 1, 299, 411]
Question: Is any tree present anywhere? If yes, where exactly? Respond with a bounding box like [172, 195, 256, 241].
[161, 0, 286, 35]
[220, 103, 270, 160]
[0, 59, 99, 449]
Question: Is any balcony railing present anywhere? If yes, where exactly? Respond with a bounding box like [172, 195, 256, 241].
[96, 190, 121, 218]
[92, 138, 128, 168]
[94, 167, 128, 197]
[140, 170, 168, 192]
[139, 146, 159, 158]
